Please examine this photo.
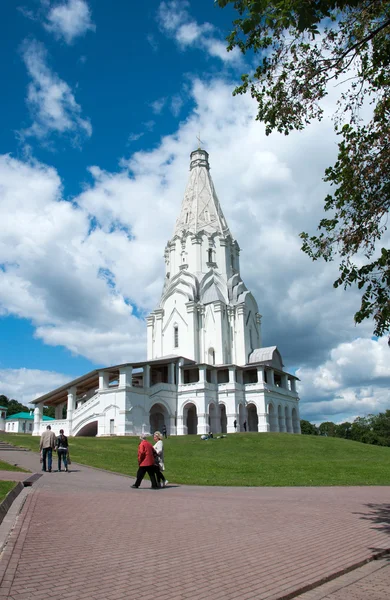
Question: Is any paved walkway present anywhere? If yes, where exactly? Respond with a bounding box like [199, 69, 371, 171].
[0, 448, 389, 600]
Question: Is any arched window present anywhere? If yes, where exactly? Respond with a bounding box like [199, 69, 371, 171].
[174, 325, 179, 348]
[208, 248, 213, 263]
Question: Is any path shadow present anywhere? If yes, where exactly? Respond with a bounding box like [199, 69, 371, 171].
[355, 503, 390, 559]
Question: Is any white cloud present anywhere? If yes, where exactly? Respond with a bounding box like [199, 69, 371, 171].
[298, 337, 390, 422]
[150, 97, 167, 115]
[20, 39, 92, 142]
[157, 0, 241, 64]
[0, 368, 70, 404]
[44, 0, 95, 44]
[1, 76, 388, 421]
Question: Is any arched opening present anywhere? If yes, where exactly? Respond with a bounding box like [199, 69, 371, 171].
[208, 347, 215, 365]
[183, 403, 198, 435]
[220, 404, 227, 433]
[149, 402, 169, 434]
[292, 408, 300, 434]
[208, 402, 218, 433]
[75, 421, 97, 437]
[268, 403, 278, 432]
[247, 403, 258, 432]
[208, 248, 213, 263]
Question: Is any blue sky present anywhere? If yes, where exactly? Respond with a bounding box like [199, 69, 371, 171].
[0, 0, 389, 422]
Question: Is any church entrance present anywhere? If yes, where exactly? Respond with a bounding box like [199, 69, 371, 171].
[149, 403, 169, 434]
[183, 403, 198, 434]
[247, 404, 258, 432]
[220, 404, 227, 433]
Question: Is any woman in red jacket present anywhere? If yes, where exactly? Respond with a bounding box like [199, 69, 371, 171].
[131, 434, 159, 489]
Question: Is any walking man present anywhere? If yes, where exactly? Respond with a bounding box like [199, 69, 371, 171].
[162, 424, 167, 438]
[243, 420, 247, 432]
[234, 419, 237, 431]
[40, 425, 56, 472]
[131, 434, 159, 489]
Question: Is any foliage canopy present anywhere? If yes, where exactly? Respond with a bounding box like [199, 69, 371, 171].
[217, 0, 390, 339]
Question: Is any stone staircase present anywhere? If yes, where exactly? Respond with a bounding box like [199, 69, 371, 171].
[0, 440, 27, 452]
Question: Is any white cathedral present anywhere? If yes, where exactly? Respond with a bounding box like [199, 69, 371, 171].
[32, 149, 301, 437]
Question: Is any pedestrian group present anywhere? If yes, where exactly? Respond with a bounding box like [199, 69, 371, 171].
[131, 431, 168, 489]
[39, 425, 70, 472]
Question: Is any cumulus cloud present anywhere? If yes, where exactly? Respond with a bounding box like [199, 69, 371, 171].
[1, 76, 388, 420]
[0, 368, 70, 404]
[298, 337, 390, 422]
[43, 0, 95, 44]
[20, 39, 92, 142]
[157, 0, 241, 64]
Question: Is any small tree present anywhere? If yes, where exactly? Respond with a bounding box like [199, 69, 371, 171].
[300, 419, 318, 435]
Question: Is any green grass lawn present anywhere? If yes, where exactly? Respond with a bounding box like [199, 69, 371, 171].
[0, 481, 17, 503]
[0, 459, 28, 472]
[0, 432, 389, 486]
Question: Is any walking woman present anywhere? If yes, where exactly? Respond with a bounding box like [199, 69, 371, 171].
[56, 429, 69, 472]
[153, 431, 168, 488]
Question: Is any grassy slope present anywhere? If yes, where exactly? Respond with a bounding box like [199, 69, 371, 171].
[0, 459, 27, 472]
[0, 432, 389, 486]
[0, 481, 17, 503]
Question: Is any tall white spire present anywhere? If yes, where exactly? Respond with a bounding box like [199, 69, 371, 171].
[174, 149, 231, 237]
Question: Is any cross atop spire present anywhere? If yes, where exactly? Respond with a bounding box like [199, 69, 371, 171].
[196, 132, 204, 149]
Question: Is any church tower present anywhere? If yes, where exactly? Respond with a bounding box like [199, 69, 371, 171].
[147, 148, 262, 366]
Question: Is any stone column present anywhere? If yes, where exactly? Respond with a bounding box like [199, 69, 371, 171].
[168, 362, 175, 384]
[258, 413, 270, 432]
[33, 404, 43, 435]
[279, 411, 287, 432]
[286, 410, 293, 433]
[67, 387, 77, 435]
[235, 304, 246, 365]
[176, 414, 185, 435]
[186, 301, 198, 362]
[198, 365, 206, 385]
[290, 378, 297, 393]
[228, 366, 236, 384]
[143, 364, 150, 388]
[197, 413, 208, 435]
[236, 369, 243, 385]
[119, 366, 133, 388]
[214, 302, 224, 364]
[178, 360, 185, 385]
[267, 368, 275, 386]
[99, 371, 110, 390]
[154, 309, 164, 358]
[257, 366, 265, 384]
[281, 374, 289, 389]
[146, 315, 154, 360]
[169, 414, 176, 436]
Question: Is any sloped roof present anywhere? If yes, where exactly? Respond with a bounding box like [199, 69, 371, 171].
[248, 346, 284, 368]
[6, 412, 55, 421]
[174, 149, 231, 237]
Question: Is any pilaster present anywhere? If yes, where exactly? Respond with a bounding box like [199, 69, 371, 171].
[146, 315, 154, 360]
[99, 371, 110, 390]
[67, 386, 77, 434]
[119, 366, 133, 388]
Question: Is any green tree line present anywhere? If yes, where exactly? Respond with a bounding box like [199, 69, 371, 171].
[301, 411, 390, 446]
[0, 395, 55, 418]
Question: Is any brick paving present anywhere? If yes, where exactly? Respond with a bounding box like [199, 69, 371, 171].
[0, 449, 389, 600]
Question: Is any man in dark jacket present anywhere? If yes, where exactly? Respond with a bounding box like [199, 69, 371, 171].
[131, 434, 159, 489]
